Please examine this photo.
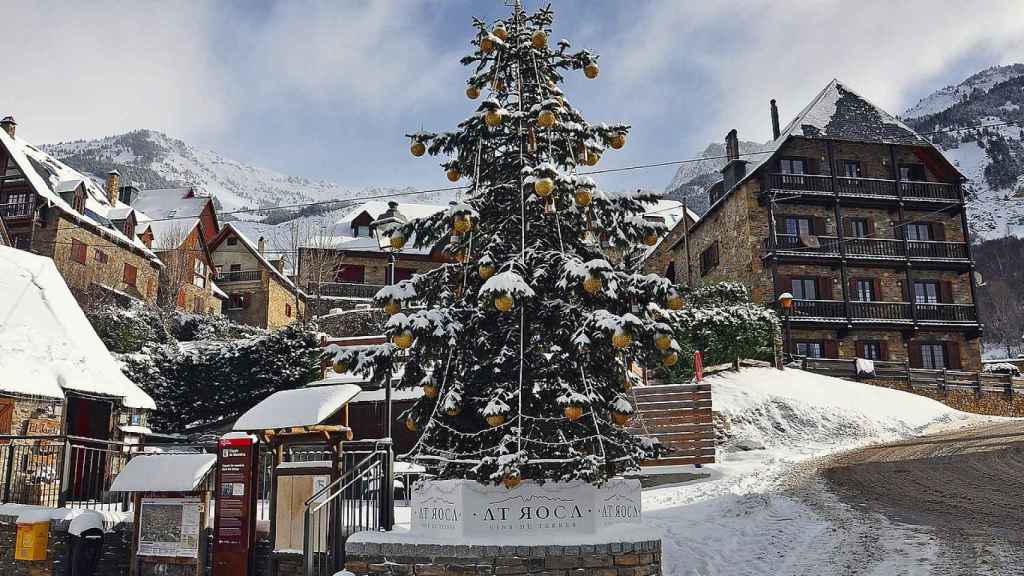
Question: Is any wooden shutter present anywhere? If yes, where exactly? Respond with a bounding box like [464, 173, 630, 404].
[806, 157, 819, 175]
[866, 219, 876, 236]
[817, 277, 832, 300]
[872, 278, 883, 301]
[940, 281, 954, 304]
[855, 341, 865, 358]
[0, 399, 13, 435]
[901, 281, 910, 302]
[908, 343, 923, 368]
[823, 340, 839, 358]
[844, 218, 855, 237]
[775, 217, 788, 234]
[930, 222, 946, 241]
[176, 288, 186, 308]
[945, 342, 962, 369]
[812, 217, 827, 236]
[849, 277, 859, 300]
[879, 341, 889, 361]
[778, 275, 791, 295]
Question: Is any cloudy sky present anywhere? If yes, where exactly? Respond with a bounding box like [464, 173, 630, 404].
[4, 1, 1024, 193]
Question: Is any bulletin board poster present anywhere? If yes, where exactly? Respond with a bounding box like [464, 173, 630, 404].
[138, 497, 203, 558]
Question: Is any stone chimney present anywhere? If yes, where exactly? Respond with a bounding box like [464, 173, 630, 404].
[770, 99, 781, 140]
[720, 129, 748, 193]
[1, 116, 16, 138]
[105, 170, 120, 204]
[272, 258, 285, 273]
[258, 236, 266, 256]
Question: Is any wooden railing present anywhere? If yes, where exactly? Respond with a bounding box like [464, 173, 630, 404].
[0, 199, 34, 219]
[915, 303, 978, 323]
[845, 237, 905, 258]
[315, 282, 385, 299]
[791, 299, 977, 323]
[216, 269, 262, 282]
[792, 299, 846, 318]
[907, 240, 969, 259]
[900, 180, 960, 201]
[767, 235, 969, 261]
[802, 357, 1024, 398]
[765, 173, 960, 202]
[765, 173, 834, 193]
[848, 301, 912, 321]
[835, 176, 896, 198]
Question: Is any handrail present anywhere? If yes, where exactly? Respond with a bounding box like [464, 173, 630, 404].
[305, 449, 382, 511]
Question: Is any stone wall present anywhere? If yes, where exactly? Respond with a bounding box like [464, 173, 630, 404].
[861, 379, 1024, 417]
[317, 308, 384, 338]
[345, 539, 663, 576]
[0, 514, 132, 576]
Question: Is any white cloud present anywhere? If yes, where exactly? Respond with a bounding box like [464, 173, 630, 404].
[0, 1, 229, 144]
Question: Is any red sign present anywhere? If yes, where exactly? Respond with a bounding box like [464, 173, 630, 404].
[694, 351, 704, 382]
[213, 435, 258, 576]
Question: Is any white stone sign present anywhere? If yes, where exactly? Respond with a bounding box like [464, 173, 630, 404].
[411, 478, 641, 537]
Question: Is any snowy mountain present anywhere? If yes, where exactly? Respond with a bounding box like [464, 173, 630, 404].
[663, 140, 770, 215]
[42, 129, 450, 222]
[903, 64, 1024, 240]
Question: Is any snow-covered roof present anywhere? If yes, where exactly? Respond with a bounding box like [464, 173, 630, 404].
[232, 384, 361, 431]
[109, 453, 216, 492]
[212, 223, 306, 297]
[211, 281, 228, 300]
[132, 188, 208, 220]
[305, 201, 447, 255]
[0, 129, 161, 264]
[0, 246, 156, 409]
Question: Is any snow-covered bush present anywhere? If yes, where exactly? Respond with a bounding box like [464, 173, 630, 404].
[983, 362, 1022, 376]
[86, 302, 170, 353]
[170, 311, 264, 342]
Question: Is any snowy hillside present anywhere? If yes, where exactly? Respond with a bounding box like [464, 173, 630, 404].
[903, 64, 1024, 240]
[42, 130, 451, 221]
[663, 140, 769, 216]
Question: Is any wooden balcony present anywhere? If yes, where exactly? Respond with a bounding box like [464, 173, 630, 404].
[789, 299, 978, 325]
[314, 282, 385, 299]
[0, 199, 35, 221]
[765, 173, 960, 203]
[767, 234, 969, 262]
[216, 269, 262, 283]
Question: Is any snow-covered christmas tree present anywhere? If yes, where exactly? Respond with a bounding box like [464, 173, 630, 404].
[333, 2, 685, 486]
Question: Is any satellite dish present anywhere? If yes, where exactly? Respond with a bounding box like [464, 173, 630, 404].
[974, 271, 986, 287]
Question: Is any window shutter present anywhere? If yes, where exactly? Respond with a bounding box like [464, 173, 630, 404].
[844, 218, 854, 237]
[778, 275, 791, 295]
[849, 277, 859, 301]
[812, 217, 827, 236]
[930, 222, 946, 241]
[807, 157, 819, 175]
[901, 281, 910, 302]
[823, 340, 839, 358]
[0, 400, 13, 435]
[908, 343, 923, 368]
[940, 281, 954, 304]
[879, 341, 889, 361]
[945, 342, 962, 369]
[855, 341, 865, 358]
[177, 288, 186, 308]
[872, 278, 882, 301]
[866, 219, 876, 236]
[817, 277, 832, 300]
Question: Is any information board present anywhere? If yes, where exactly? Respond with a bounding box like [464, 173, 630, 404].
[213, 435, 259, 576]
[137, 497, 202, 558]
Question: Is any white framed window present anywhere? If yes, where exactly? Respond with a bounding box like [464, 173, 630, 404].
[193, 259, 207, 289]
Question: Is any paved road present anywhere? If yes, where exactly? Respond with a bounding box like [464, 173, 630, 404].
[821, 421, 1024, 575]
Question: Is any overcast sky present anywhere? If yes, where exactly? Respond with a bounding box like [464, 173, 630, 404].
[4, 1, 1024, 193]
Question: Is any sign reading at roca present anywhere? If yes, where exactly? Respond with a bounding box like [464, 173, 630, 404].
[411, 478, 641, 537]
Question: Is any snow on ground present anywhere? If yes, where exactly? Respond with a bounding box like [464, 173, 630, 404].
[641, 367, 993, 576]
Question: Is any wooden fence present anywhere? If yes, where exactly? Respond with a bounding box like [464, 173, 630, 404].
[629, 383, 715, 467]
[802, 358, 1024, 398]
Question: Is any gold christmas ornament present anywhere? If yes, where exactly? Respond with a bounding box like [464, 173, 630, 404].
[611, 411, 630, 426]
[389, 232, 407, 250]
[332, 360, 348, 374]
[393, 330, 414, 349]
[609, 133, 626, 149]
[612, 329, 632, 349]
[666, 294, 684, 310]
[466, 85, 480, 100]
[533, 177, 554, 197]
[405, 418, 417, 432]
[582, 275, 603, 294]
[480, 36, 495, 53]
[493, 24, 508, 41]
[478, 263, 496, 280]
[453, 215, 472, 234]
[661, 351, 680, 367]
[564, 405, 584, 421]
[537, 109, 557, 128]
[446, 405, 461, 417]
[503, 475, 521, 489]
[584, 63, 600, 79]
[410, 142, 426, 157]
[643, 232, 659, 246]
[423, 384, 439, 398]
[447, 168, 461, 182]
[493, 78, 506, 92]
[484, 109, 503, 127]
[574, 188, 593, 207]
[383, 299, 401, 316]
[495, 292, 514, 312]
[486, 414, 506, 427]
[654, 333, 672, 351]
[586, 150, 601, 166]
[531, 30, 547, 49]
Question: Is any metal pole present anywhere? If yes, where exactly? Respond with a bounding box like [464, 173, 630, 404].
[784, 310, 792, 361]
[386, 252, 395, 441]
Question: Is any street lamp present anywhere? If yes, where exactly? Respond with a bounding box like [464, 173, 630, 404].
[778, 292, 794, 362]
[371, 202, 408, 442]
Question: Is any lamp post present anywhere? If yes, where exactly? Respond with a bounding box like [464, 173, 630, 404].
[778, 292, 794, 362]
[371, 201, 408, 441]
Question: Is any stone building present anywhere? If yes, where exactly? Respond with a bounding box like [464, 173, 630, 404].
[656, 80, 983, 370]
[210, 222, 306, 328]
[0, 116, 164, 306]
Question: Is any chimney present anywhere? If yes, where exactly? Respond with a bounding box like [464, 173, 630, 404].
[258, 236, 266, 256]
[272, 258, 285, 273]
[770, 99, 781, 140]
[0, 116, 16, 138]
[105, 170, 120, 204]
[720, 129, 748, 192]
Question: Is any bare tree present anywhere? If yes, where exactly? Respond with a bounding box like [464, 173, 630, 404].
[273, 217, 344, 323]
[153, 223, 195, 314]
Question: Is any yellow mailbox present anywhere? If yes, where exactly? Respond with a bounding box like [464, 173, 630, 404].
[15, 520, 49, 561]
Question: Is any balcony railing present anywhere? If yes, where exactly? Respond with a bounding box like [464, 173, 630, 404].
[216, 270, 262, 283]
[767, 235, 969, 261]
[314, 282, 385, 299]
[789, 299, 977, 323]
[765, 173, 960, 202]
[1, 200, 35, 219]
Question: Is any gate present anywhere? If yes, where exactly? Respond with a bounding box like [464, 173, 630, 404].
[630, 383, 716, 467]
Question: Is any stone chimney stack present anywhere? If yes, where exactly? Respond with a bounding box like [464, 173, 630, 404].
[770, 99, 781, 140]
[720, 129, 748, 193]
[105, 170, 120, 205]
[258, 236, 266, 256]
[1, 116, 16, 138]
[725, 129, 739, 161]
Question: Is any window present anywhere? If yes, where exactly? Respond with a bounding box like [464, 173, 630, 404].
[790, 277, 818, 300]
[780, 158, 807, 174]
[904, 223, 932, 241]
[94, 250, 108, 264]
[336, 264, 366, 283]
[227, 237, 238, 246]
[352, 225, 364, 237]
[393, 267, 416, 283]
[230, 263, 241, 272]
[900, 164, 926, 182]
[795, 341, 823, 358]
[122, 263, 137, 287]
[854, 279, 877, 301]
[3, 192, 29, 218]
[847, 218, 869, 238]
[920, 343, 946, 369]
[859, 341, 884, 360]
[783, 216, 813, 237]
[229, 294, 246, 310]
[841, 160, 862, 178]
[285, 303, 293, 318]
[699, 241, 720, 276]
[193, 259, 207, 289]
[70, 239, 88, 264]
[914, 281, 940, 304]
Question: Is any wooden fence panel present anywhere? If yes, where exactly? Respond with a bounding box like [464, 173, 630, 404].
[629, 383, 715, 467]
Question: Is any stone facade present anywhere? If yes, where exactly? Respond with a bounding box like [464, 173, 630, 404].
[641, 212, 698, 283]
[345, 539, 663, 576]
